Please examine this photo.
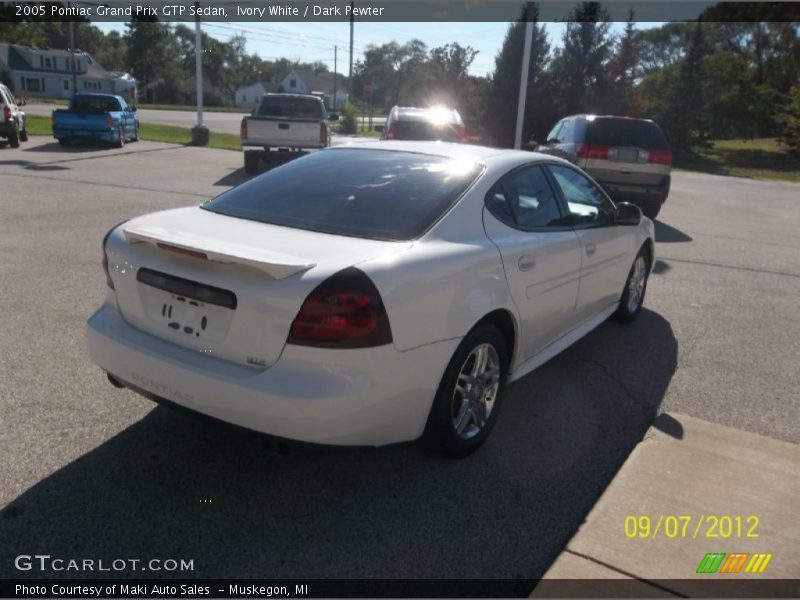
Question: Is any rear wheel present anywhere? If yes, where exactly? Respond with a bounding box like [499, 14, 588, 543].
[58, 138, 70, 146]
[244, 151, 260, 174]
[613, 248, 651, 323]
[640, 198, 662, 220]
[423, 324, 509, 457]
[115, 126, 125, 148]
[8, 128, 19, 148]
[131, 123, 139, 142]
[18, 127, 28, 142]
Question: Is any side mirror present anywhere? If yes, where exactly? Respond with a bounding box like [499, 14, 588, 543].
[328, 113, 339, 121]
[374, 125, 384, 132]
[615, 202, 642, 226]
[545, 138, 559, 145]
[130, 106, 137, 112]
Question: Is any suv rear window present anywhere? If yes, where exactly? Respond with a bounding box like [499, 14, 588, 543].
[394, 120, 461, 141]
[257, 96, 324, 119]
[587, 118, 668, 149]
[202, 149, 481, 241]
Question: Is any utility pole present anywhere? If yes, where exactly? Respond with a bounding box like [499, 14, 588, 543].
[348, 2, 354, 100]
[514, 3, 534, 150]
[191, 1, 209, 145]
[68, 5, 77, 94]
[333, 46, 338, 109]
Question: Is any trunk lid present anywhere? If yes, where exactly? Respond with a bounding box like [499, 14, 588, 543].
[106, 207, 410, 369]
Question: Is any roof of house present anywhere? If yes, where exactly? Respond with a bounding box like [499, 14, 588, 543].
[285, 69, 346, 93]
[0, 43, 114, 79]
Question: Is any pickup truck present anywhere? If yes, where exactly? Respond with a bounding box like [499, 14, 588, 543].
[52, 93, 139, 147]
[0, 83, 29, 148]
[240, 93, 337, 174]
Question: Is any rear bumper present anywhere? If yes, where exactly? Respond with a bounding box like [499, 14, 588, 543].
[596, 175, 671, 205]
[54, 127, 118, 142]
[86, 303, 457, 446]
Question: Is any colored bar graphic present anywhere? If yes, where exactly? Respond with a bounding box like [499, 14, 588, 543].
[698, 552, 773, 574]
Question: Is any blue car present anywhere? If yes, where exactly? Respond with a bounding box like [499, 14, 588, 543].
[53, 93, 139, 147]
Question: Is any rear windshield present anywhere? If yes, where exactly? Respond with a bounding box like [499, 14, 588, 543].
[71, 96, 120, 113]
[587, 118, 668, 149]
[257, 96, 324, 119]
[394, 120, 462, 142]
[202, 149, 481, 241]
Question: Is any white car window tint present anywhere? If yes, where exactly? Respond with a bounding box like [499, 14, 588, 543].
[500, 166, 563, 229]
[548, 164, 613, 226]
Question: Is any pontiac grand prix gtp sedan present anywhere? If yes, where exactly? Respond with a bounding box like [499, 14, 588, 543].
[86, 142, 655, 456]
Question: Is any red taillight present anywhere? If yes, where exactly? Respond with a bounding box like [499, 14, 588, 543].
[320, 122, 327, 145]
[384, 121, 397, 140]
[106, 116, 114, 130]
[240, 117, 247, 140]
[577, 144, 610, 160]
[648, 149, 672, 165]
[102, 220, 130, 289]
[288, 267, 392, 348]
[3, 105, 11, 121]
[156, 242, 208, 261]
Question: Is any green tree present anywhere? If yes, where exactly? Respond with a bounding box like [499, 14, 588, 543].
[780, 87, 800, 154]
[552, 2, 613, 114]
[606, 11, 640, 115]
[486, 4, 552, 147]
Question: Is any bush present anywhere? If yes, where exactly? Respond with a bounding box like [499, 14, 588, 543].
[781, 87, 800, 155]
[338, 103, 358, 134]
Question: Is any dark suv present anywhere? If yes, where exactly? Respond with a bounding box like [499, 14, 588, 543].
[0, 83, 28, 148]
[540, 115, 671, 219]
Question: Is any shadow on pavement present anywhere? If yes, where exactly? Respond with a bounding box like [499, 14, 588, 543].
[0, 310, 676, 580]
[213, 168, 251, 188]
[655, 220, 693, 243]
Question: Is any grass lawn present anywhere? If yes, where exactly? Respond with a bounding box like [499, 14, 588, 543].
[28, 97, 248, 113]
[675, 138, 800, 183]
[26, 114, 241, 151]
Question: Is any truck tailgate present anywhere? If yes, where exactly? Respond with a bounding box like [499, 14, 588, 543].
[244, 117, 322, 148]
[53, 111, 111, 132]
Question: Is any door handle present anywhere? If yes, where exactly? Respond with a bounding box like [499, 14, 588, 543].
[585, 242, 597, 257]
[518, 255, 536, 272]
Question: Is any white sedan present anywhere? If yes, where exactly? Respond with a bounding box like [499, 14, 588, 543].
[87, 142, 655, 456]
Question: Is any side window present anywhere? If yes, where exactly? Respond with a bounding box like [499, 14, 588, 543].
[486, 165, 565, 229]
[546, 121, 563, 143]
[547, 164, 614, 226]
[559, 119, 574, 142]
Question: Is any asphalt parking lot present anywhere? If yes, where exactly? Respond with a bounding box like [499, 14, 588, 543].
[1, 138, 798, 580]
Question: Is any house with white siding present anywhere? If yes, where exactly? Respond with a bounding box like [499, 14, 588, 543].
[236, 69, 348, 110]
[0, 43, 136, 103]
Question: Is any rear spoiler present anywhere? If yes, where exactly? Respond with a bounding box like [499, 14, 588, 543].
[123, 224, 315, 280]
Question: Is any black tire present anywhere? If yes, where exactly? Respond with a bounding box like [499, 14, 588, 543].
[58, 138, 70, 146]
[613, 247, 651, 323]
[422, 324, 509, 458]
[116, 126, 125, 148]
[244, 151, 260, 174]
[640, 198, 662, 220]
[8, 128, 19, 148]
[131, 124, 139, 142]
[19, 128, 28, 142]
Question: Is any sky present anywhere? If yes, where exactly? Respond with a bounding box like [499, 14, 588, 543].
[95, 21, 659, 78]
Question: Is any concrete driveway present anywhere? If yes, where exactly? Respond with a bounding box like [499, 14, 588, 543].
[0, 138, 797, 583]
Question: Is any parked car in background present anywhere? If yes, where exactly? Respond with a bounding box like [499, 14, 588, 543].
[87, 142, 654, 457]
[539, 115, 671, 219]
[240, 93, 337, 174]
[52, 93, 139, 147]
[376, 106, 467, 142]
[0, 83, 28, 148]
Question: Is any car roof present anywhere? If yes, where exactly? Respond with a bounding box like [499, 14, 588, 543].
[326, 140, 574, 168]
[565, 114, 657, 124]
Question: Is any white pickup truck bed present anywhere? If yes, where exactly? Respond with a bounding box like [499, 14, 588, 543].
[241, 93, 334, 174]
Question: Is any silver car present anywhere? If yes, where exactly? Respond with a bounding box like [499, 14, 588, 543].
[540, 115, 672, 219]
